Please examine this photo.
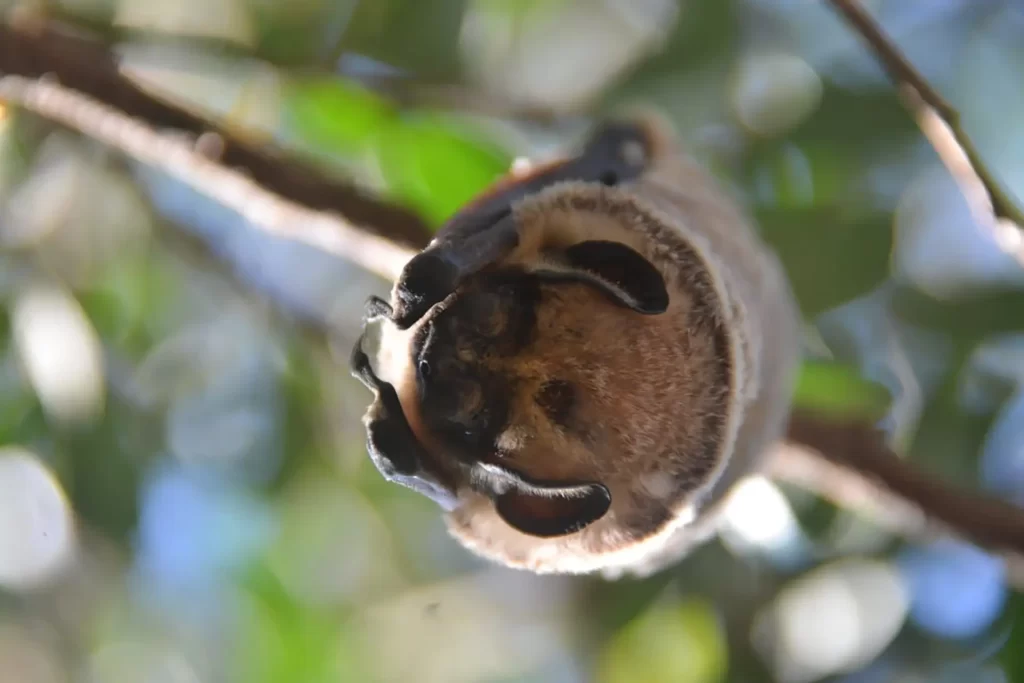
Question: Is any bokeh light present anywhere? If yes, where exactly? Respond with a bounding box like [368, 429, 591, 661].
[754, 558, 908, 683]
[730, 53, 823, 138]
[898, 539, 1008, 641]
[12, 285, 105, 424]
[719, 475, 813, 569]
[0, 447, 76, 591]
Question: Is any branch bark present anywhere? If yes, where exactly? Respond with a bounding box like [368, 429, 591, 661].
[0, 73, 416, 283]
[779, 412, 1024, 557]
[0, 18, 433, 252]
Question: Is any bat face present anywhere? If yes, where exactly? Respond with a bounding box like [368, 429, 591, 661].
[350, 115, 799, 575]
[410, 268, 539, 468]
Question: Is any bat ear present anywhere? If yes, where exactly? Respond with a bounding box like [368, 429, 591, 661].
[535, 240, 669, 314]
[496, 485, 611, 537]
[476, 464, 612, 537]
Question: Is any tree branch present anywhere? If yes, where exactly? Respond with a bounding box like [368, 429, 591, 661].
[780, 412, 1024, 557]
[0, 17, 433, 252]
[0, 73, 416, 283]
[782, 0, 1024, 557]
[825, 0, 1024, 261]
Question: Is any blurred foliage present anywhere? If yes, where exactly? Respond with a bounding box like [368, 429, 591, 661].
[286, 78, 510, 226]
[597, 597, 727, 683]
[792, 359, 892, 422]
[2, 0, 1024, 682]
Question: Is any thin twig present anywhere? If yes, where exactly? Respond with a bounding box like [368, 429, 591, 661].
[909, 93, 1024, 264]
[825, 0, 1024, 254]
[0, 75, 416, 283]
[805, 0, 1024, 556]
[825, 0, 956, 119]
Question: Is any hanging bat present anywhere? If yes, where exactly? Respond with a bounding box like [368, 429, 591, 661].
[350, 112, 801, 576]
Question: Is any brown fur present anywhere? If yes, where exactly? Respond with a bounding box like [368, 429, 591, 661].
[379, 113, 801, 576]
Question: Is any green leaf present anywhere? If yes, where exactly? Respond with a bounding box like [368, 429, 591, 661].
[792, 359, 893, 422]
[758, 207, 893, 317]
[999, 593, 1024, 681]
[288, 86, 512, 228]
[471, 0, 572, 26]
[598, 597, 728, 683]
[232, 565, 372, 683]
[589, 572, 677, 637]
[373, 115, 511, 227]
[891, 286, 1024, 341]
[287, 78, 395, 157]
[78, 251, 174, 357]
[748, 142, 849, 209]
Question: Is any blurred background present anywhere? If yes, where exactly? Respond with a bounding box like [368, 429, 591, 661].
[2, 0, 1024, 681]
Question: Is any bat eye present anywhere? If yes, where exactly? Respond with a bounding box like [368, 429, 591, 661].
[599, 170, 618, 186]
